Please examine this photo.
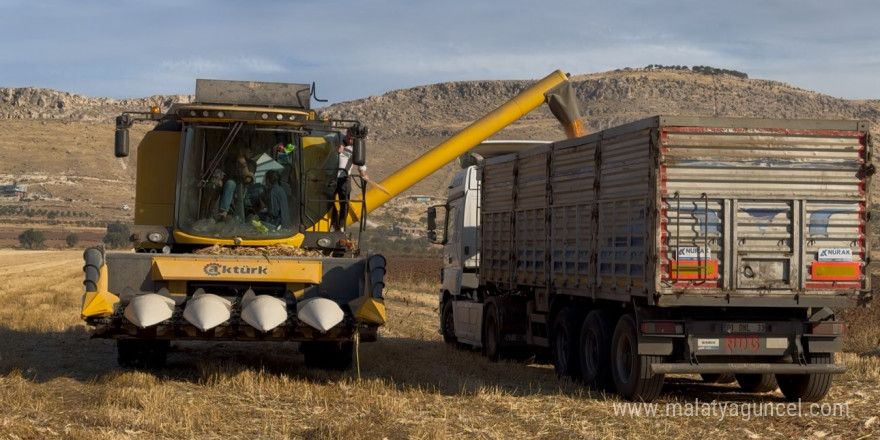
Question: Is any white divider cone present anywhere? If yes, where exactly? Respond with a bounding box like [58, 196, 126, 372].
[296, 297, 344, 332]
[240, 288, 288, 332]
[123, 293, 176, 328]
[183, 288, 232, 331]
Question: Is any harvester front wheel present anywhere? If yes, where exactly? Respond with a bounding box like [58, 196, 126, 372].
[301, 341, 354, 371]
[117, 339, 169, 369]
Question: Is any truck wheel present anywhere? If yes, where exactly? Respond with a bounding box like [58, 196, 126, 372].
[611, 314, 664, 401]
[301, 341, 354, 371]
[551, 307, 583, 380]
[441, 300, 457, 345]
[482, 302, 502, 361]
[776, 353, 834, 402]
[580, 309, 613, 390]
[701, 373, 736, 384]
[117, 339, 169, 369]
[735, 374, 777, 393]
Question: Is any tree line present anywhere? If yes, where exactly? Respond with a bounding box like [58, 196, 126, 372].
[641, 64, 749, 78]
[17, 221, 130, 249]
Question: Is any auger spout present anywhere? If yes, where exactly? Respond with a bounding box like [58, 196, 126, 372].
[346, 69, 581, 225]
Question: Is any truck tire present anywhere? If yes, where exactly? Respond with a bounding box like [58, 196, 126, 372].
[482, 302, 503, 362]
[117, 339, 169, 369]
[776, 353, 834, 402]
[580, 309, 613, 390]
[701, 373, 736, 384]
[301, 341, 354, 371]
[551, 307, 583, 380]
[611, 314, 664, 401]
[441, 300, 457, 345]
[735, 374, 777, 393]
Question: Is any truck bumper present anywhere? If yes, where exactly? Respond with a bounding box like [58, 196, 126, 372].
[649, 362, 845, 375]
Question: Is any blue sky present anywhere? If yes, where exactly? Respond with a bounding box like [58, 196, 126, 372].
[1, 0, 877, 104]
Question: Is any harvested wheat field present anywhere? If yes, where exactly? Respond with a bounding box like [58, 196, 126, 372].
[0, 250, 878, 439]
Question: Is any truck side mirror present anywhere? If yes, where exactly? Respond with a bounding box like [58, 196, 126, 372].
[426, 206, 446, 244]
[427, 207, 437, 231]
[353, 138, 366, 166]
[115, 128, 129, 158]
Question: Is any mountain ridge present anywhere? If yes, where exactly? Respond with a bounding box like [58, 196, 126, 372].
[1, 68, 878, 230]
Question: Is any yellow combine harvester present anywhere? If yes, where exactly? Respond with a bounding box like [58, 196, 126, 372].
[81, 71, 581, 369]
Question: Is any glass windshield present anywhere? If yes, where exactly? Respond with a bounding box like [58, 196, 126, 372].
[178, 123, 316, 240]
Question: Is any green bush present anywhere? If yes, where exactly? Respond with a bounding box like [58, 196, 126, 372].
[103, 221, 132, 249]
[66, 233, 80, 248]
[18, 229, 46, 249]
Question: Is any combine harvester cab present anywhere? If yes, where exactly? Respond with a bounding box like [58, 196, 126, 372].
[81, 71, 583, 369]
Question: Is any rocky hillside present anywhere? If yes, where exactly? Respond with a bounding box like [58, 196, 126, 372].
[1, 67, 879, 223]
[5, 67, 878, 136]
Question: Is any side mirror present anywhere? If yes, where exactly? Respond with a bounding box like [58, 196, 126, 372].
[427, 207, 437, 231]
[115, 114, 132, 158]
[353, 138, 366, 166]
[114, 129, 129, 158]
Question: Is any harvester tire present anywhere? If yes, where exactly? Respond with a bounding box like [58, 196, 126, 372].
[117, 339, 169, 369]
[301, 341, 354, 371]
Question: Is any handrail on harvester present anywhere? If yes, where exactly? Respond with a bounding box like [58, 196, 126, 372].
[345, 69, 581, 226]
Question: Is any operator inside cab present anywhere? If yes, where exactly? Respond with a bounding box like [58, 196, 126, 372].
[181, 125, 302, 239]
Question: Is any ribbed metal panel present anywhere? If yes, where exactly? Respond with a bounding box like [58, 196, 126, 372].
[658, 121, 868, 299]
[482, 156, 515, 214]
[483, 211, 513, 288]
[599, 133, 653, 200]
[515, 208, 546, 285]
[516, 147, 549, 211]
[478, 116, 869, 306]
[663, 129, 863, 199]
[550, 204, 593, 290]
[596, 199, 647, 292]
[549, 139, 597, 291]
[550, 141, 596, 205]
[733, 200, 794, 290]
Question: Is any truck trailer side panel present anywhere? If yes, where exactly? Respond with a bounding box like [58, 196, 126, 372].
[481, 116, 870, 308]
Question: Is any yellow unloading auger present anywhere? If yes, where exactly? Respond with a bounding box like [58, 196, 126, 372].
[343, 69, 584, 227]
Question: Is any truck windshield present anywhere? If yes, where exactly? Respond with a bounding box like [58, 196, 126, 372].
[177, 123, 312, 240]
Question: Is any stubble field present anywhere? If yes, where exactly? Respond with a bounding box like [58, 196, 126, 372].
[0, 250, 878, 439]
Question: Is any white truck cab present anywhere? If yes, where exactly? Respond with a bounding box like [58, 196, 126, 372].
[428, 141, 550, 346]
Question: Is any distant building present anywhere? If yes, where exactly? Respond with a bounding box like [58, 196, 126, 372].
[393, 225, 423, 237]
[407, 195, 436, 203]
[0, 183, 27, 198]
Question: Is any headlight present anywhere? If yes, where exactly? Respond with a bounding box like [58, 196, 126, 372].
[147, 232, 165, 243]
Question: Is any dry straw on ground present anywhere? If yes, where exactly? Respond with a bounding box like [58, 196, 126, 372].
[0, 250, 877, 439]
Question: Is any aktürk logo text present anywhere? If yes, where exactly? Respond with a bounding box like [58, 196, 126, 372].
[203, 263, 269, 276]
